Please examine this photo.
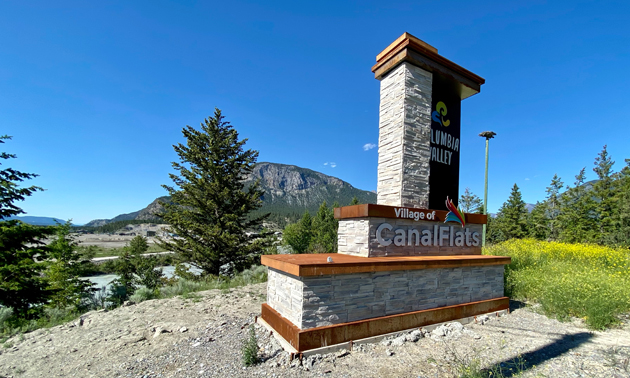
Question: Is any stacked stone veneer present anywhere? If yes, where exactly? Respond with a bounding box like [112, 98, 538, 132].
[337, 217, 483, 257]
[377, 62, 433, 209]
[267, 265, 504, 329]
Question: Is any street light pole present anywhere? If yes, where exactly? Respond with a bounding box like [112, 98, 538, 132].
[479, 131, 496, 248]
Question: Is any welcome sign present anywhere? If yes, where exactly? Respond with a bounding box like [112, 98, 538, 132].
[335, 204, 486, 257]
[428, 73, 462, 209]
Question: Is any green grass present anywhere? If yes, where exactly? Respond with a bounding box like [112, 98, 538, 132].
[0, 306, 80, 338]
[80, 244, 168, 258]
[157, 265, 268, 299]
[485, 239, 630, 329]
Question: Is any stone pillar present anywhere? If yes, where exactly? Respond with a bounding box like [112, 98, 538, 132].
[376, 62, 432, 209]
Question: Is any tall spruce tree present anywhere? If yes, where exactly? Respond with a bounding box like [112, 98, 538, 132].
[158, 109, 269, 275]
[592, 145, 615, 243]
[282, 211, 312, 254]
[494, 184, 528, 240]
[544, 174, 564, 240]
[0, 136, 54, 318]
[527, 201, 549, 240]
[46, 221, 95, 311]
[557, 168, 598, 243]
[310, 201, 338, 253]
[610, 159, 630, 246]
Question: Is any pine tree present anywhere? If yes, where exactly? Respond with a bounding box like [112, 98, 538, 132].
[544, 174, 564, 240]
[0, 136, 54, 318]
[128, 235, 163, 290]
[129, 235, 149, 255]
[350, 196, 360, 205]
[282, 211, 312, 254]
[46, 221, 96, 311]
[610, 159, 630, 246]
[158, 109, 270, 275]
[557, 168, 598, 243]
[310, 201, 338, 253]
[459, 187, 484, 214]
[527, 201, 549, 240]
[494, 184, 528, 240]
[592, 145, 615, 243]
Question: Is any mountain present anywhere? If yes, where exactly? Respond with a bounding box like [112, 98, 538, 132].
[251, 162, 375, 210]
[9, 216, 73, 226]
[85, 163, 377, 228]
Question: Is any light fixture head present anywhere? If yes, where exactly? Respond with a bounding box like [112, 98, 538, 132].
[479, 131, 497, 139]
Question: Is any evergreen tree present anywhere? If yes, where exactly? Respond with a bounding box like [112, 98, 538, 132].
[610, 159, 630, 246]
[557, 168, 598, 243]
[310, 201, 338, 253]
[527, 201, 549, 240]
[485, 214, 505, 244]
[459, 187, 484, 214]
[109, 247, 137, 305]
[350, 196, 360, 205]
[129, 235, 149, 255]
[0, 136, 54, 318]
[544, 174, 564, 240]
[158, 109, 270, 275]
[494, 184, 528, 240]
[592, 145, 615, 243]
[127, 235, 163, 290]
[282, 211, 312, 254]
[46, 221, 96, 311]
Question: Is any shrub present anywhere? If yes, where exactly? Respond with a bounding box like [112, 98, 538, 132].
[160, 279, 210, 298]
[160, 265, 268, 298]
[241, 324, 260, 366]
[129, 287, 158, 304]
[0, 308, 13, 331]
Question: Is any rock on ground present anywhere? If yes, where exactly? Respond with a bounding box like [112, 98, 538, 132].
[1, 283, 629, 378]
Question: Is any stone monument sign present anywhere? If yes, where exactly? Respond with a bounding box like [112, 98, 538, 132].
[258, 33, 510, 353]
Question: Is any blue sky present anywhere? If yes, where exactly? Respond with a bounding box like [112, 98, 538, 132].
[2, 0, 629, 224]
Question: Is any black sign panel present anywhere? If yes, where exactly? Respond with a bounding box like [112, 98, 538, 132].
[428, 74, 461, 209]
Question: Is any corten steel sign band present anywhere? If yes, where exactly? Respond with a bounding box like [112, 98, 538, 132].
[371, 32, 485, 99]
[261, 297, 509, 352]
[261, 254, 511, 277]
[333, 204, 487, 224]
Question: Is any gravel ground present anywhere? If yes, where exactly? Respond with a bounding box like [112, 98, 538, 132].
[1, 283, 629, 378]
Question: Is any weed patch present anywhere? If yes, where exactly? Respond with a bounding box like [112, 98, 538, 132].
[485, 239, 630, 329]
[241, 324, 260, 366]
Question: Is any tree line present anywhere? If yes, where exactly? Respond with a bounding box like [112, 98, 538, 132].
[1, 110, 275, 331]
[282, 197, 359, 254]
[486, 146, 630, 247]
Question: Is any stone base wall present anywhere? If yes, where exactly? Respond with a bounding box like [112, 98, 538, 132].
[338, 217, 483, 257]
[267, 265, 504, 330]
[266, 267, 304, 327]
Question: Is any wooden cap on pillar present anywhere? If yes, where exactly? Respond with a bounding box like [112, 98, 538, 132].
[372, 32, 485, 99]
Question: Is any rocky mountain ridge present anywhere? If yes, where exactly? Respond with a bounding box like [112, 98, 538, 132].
[85, 162, 376, 227]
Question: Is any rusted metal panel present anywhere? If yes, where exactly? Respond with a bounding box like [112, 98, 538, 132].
[261, 254, 511, 277]
[334, 204, 487, 225]
[261, 304, 299, 349]
[296, 297, 509, 352]
[370, 32, 485, 88]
